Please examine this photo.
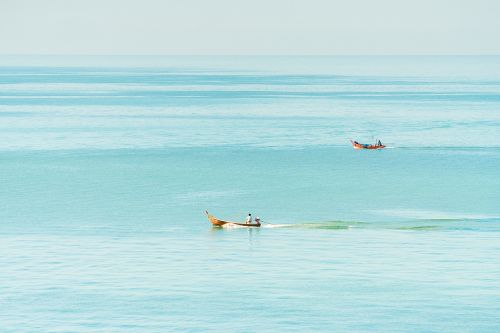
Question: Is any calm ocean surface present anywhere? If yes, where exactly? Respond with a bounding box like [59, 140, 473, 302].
[1, 56, 500, 332]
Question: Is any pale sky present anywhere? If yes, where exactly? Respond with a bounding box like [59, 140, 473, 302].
[1, 0, 499, 55]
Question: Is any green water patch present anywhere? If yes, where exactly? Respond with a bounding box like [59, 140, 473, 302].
[396, 225, 440, 231]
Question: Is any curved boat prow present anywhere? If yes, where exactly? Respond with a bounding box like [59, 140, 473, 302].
[350, 139, 362, 150]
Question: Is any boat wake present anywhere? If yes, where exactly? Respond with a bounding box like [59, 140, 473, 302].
[261, 223, 292, 228]
[262, 221, 365, 230]
[218, 218, 499, 232]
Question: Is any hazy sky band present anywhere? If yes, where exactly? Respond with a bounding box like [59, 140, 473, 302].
[1, 0, 499, 55]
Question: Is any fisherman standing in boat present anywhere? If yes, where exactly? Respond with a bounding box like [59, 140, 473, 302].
[246, 213, 252, 224]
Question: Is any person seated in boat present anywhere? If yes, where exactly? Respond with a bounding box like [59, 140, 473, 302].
[377, 140, 382, 146]
[354, 141, 359, 144]
[255, 216, 261, 224]
[246, 213, 252, 224]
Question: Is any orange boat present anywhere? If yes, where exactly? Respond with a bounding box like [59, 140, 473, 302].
[350, 139, 386, 150]
[205, 211, 261, 227]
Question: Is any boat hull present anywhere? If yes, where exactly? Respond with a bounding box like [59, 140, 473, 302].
[205, 211, 261, 227]
[350, 140, 385, 150]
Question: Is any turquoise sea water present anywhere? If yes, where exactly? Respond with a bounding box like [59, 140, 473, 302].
[1, 56, 500, 332]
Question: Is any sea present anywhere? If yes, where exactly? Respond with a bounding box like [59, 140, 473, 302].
[1, 56, 499, 332]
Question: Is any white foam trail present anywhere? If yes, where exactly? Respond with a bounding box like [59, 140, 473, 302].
[261, 223, 292, 228]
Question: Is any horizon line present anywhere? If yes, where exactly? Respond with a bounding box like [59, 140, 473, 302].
[1, 54, 500, 57]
